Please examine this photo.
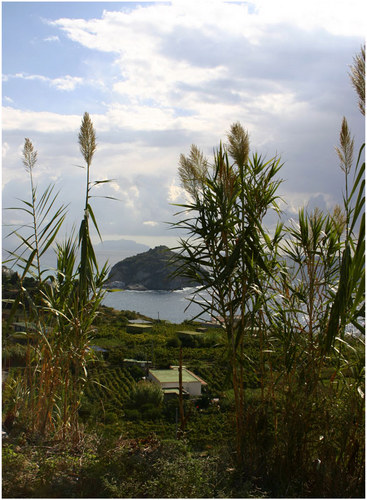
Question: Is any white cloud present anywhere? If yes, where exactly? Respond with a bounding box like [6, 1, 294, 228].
[13, 72, 48, 83]
[109, 181, 122, 193]
[51, 75, 83, 91]
[44, 35, 60, 42]
[46, 0, 365, 142]
[251, 0, 366, 37]
[129, 185, 139, 199]
[4, 72, 84, 91]
[51, 4, 247, 110]
[102, 103, 177, 131]
[3, 0, 364, 247]
[167, 181, 185, 203]
[112, 184, 140, 211]
[282, 191, 336, 216]
[2, 142, 10, 158]
[2, 106, 81, 132]
[143, 220, 159, 227]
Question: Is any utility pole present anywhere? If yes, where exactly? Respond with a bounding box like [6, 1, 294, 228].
[151, 340, 155, 368]
[175, 407, 178, 439]
[178, 346, 185, 438]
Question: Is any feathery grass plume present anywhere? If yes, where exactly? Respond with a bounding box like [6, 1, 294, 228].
[79, 111, 96, 167]
[5, 138, 67, 283]
[22, 138, 38, 172]
[335, 116, 354, 176]
[227, 122, 250, 169]
[77, 112, 99, 299]
[178, 144, 209, 198]
[22, 138, 41, 279]
[215, 143, 237, 200]
[331, 204, 347, 236]
[335, 117, 355, 238]
[349, 44, 365, 116]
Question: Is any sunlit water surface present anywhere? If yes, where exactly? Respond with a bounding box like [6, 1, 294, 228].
[102, 287, 210, 324]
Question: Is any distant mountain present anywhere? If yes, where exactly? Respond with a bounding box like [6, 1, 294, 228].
[105, 245, 197, 291]
[2, 238, 150, 273]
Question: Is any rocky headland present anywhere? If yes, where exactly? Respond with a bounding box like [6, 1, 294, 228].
[105, 245, 196, 291]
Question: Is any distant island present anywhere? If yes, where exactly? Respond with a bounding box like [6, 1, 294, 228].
[105, 245, 197, 291]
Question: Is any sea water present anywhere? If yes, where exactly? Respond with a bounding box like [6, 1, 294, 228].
[102, 288, 364, 336]
[102, 287, 211, 324]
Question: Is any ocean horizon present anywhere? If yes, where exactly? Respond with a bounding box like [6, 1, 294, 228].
[102, 287, 211, 324]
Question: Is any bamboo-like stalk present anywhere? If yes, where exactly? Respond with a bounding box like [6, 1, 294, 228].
[172, 123, 283, 468]
[4, 113, 110, 441]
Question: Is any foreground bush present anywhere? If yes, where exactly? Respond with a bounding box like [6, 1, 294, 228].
[2, 435, 262, 498]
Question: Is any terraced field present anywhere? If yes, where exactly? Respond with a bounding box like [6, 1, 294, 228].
[84, 366, 135, 414]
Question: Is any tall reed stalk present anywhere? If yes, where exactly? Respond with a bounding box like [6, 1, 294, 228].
[261, 47, 365, 493]
[172, 123, 283, 466]
[4, 112, 110, 441]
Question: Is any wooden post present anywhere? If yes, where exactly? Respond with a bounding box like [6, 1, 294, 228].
[178, 347, 185, 437]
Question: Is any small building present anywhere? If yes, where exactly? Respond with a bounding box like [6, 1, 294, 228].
[176, 330, 205, 339]
[12, 321, 37, 333]
[148, 366, 207, 397]
[161, 387, 182, 399]
[126, 320, 153, 334]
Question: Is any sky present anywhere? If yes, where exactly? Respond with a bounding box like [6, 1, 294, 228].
[2, 0, 366, 266]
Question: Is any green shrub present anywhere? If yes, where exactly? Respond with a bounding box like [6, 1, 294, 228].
[126, 363, 145, 381]
[140, 403, 162, 420]
[104, 412, 118, 425]
[166, 335, 181, 347]
[199, 330, 223, 347]
[78, 400, 94, 420]
[219, 390, 235, 411]
[127, 381, 163, 410]
[2, 343, 27, 366]
[124, 409, 141, 421]
[196, 393, 211, 409]
[2, 443, 84, 498]
[2, 444, 35, 498]
[106, 347, 125, 365]
[83, 438, 222, 498]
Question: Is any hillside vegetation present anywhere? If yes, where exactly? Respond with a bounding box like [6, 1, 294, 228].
[2, 299, 365, 497]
